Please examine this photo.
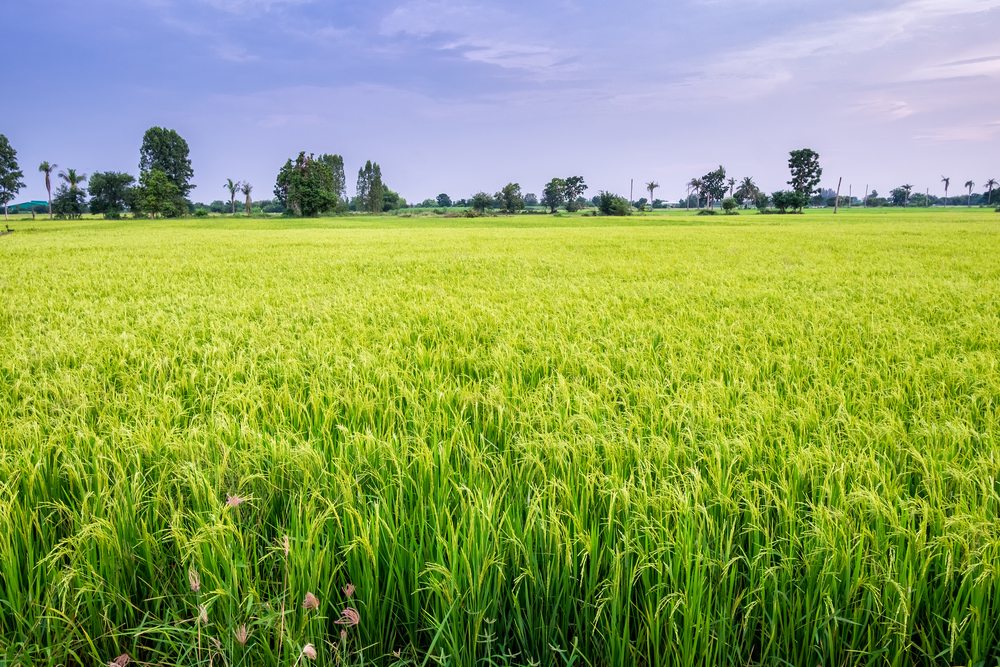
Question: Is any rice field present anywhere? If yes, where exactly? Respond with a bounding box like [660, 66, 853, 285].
[1, 209, 999, 666]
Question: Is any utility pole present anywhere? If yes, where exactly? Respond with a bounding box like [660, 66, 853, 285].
[863, 184, 869, 208]
[629, 179, 634, 208]
[834, 177, 842, 214]
[848, 184, 852, 208]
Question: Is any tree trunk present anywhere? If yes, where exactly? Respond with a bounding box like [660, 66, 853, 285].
[834, 177, 842, 214]
[47, 181, 53, 219]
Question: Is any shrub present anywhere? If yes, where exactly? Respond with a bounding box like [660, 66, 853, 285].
[697, 209, 718, 216]
[597, 191, 632, 216]
[771, 190, 809, 214]
[193, 209, 209, 218]
[722, 197, 738, 214]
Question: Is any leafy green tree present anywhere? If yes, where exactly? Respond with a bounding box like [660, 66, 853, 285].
[225, 178, 241, 214]
[356, 161, 385, 214]
[771, 190, 808, 213]
[495, 182, 525, 214]
[436, 193, 452, 208]
[318, 154, 347, 202]
[51, 185, 87, 219]
[0, 135, 25, 221]
[139, 127, 194, 198]
[382, 187, 405, 211]
[542, 178, 566, 213]
[563, 176, 587, 212]
[137, 169, 182, 218]
[722, 197, 738, 214]
[470, 192, 494, 213]
[524, 193, 538, 207]
[701, 166, 727, 209]
[39, 161, 57, 219]
[787, 149, 822, 198]
[241, 182, 253, 215]
[597, 191, 631, 216]
[88, 171, 135, 218]
[890, 184, 913, 207]
[276, 153, 338, 217]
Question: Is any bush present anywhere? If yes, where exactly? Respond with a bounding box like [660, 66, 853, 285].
[697, 209, 718, 216]
[755, 193, 770, 212]
[193, 209, 209, 218]
[597, 191, 632, 216]
[722, 197, 738, 214]
[771, 190, 809, 214]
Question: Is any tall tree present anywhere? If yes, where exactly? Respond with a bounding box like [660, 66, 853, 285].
[139, 127, 194, 197]
[0, 135, 25, 221]
[225, 178, 241, 214]
[495, 182, 525, 214]
[541, 178, 566, 213]
[51, 168, 88, 219]
[39, 161, 57, 219]
[471, 192, 494, 214]
[356, 161, 385, 214]
[563, 176, 587, 212]
[688, 178, 704, 208]
[701, 166, 727, 209]
[275, 153, 337, 217]
[965, 180, 975, 206]
[88, 171, 135, 218]
[318, 154, 347, 203]
[941, 176, 951, 205]
[727, 177, 736, 198]
[59, 168, 87, 191]
[136, 169, 181, 218]
[735, 176, 759, 209]
[985, 178, 998, 206]
[241, 182, 253, 215]
[436, 193, 452, 208]
[788, 149, 822, 198]
[645, 181, 659, 208]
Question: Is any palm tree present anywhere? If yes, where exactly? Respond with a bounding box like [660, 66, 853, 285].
[727, 177, 736, 198]
[688, 178, 703, 208]
[225, 179, 241, 215]
[59, 168, 87, 190]
[964, 180, 975, 207]
[902, 184, 913, 207]
[736, 176, 758, 209]
[39, 162, 57, 218]
[941, 176, 951, 206]
[241, 182, 253, 216]
[985, 178, 997, 206]
[645, 181, 659, 209]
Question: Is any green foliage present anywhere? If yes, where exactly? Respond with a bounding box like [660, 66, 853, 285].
[137, 169, 183, 218]
[596, 191, 631, 216]
[788, 148, 822, 197]
[470, 191, 494, 213]
[436, 193, 452, 208]
[88, 171, 136, 218]
[355, 160, 386, 214]
[494, 183, 525, 214]
[541, 178, 566, 213]
[524, 192, 538, 207]
[140, 127, 195, 197]
[701, 166, 727, 208]
[3, 213, 999, 667]
[275, 153, 337, 217]
[51, 184, 88, 219]
[771, 190, 809, 213]
[563, 176, 587, 212]
[722, 196, 738, 214]
[317, 154, 347, 202]
[755, 192, 770, 212]
[0, 134, 25, 214]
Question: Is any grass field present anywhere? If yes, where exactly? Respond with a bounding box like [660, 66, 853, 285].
[2, 209, 999, 666]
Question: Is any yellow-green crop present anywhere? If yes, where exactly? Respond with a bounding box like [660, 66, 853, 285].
[2, 209, 999, 665]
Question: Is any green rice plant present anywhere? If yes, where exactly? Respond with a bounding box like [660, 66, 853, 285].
[1, 208, 999, 665]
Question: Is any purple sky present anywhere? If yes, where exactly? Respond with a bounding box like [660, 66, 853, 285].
[6, 0, 999, 204]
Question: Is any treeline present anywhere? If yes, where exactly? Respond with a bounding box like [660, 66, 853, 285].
[2, 130, 997, 220]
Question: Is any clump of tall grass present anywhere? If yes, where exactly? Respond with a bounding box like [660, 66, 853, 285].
[1, 212, 999, 665]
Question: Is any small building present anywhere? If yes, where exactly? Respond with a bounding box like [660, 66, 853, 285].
[4, 201, 48, 214]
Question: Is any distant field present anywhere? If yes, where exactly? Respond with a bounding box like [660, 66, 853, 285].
[2, 210, 999, 666]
